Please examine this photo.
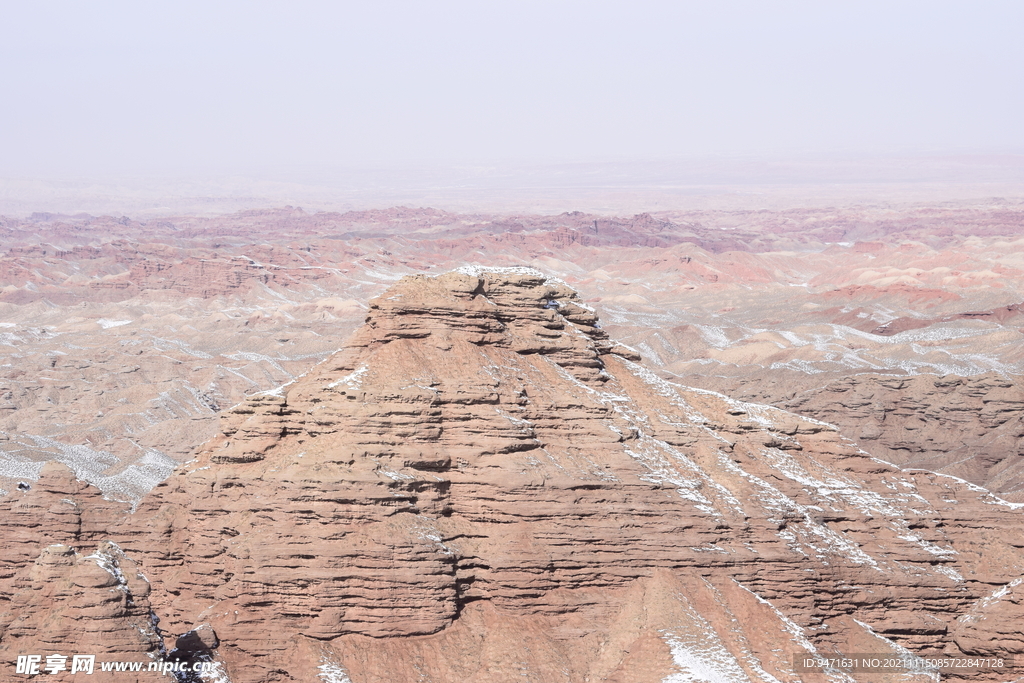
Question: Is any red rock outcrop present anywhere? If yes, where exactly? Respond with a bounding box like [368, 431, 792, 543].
[4, 203, 1024, 510]
[0, 461, 131, 592]
[103, 268, 1024, 682]
[683, 371, 1024, 500]
[0, 464, 167, 681]
[784, 372, 1024, 498]
[0, 542, 165, 683]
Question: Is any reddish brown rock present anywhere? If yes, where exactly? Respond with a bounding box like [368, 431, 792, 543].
[0, 542, 164, 682]
[953, 578, 1024, 657]
[785, 373, 1024, 497]
[0, 461, 131, 597]
[104, 268, 1024, 682]
[4, 202, 1024, 512]
[696, 371, 1024, 499]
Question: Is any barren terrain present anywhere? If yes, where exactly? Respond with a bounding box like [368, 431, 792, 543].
[3, 203, 1024, 680]
[2, 201, 1023, 500]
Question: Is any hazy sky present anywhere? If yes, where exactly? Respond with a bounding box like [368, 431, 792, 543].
[1, 1, 1022, 177]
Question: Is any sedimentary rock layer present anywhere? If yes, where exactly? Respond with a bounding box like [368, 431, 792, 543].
[93, 269, 1024, 682]
[0, 463, 167, 680]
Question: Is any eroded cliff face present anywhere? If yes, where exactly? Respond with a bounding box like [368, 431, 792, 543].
[678, 371, 1024, 500]
[0, 461, 130, 596]
[102, 269, 1024, 682]
[0, 542, 165, 683]
[0, 464, 172, 681]
[4, 205, 1024, 512]
[785, 373, 1024, 498]
[4, 268, 1024, 682]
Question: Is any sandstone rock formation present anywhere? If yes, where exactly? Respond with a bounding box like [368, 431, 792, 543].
[0, 461, 131, 590]
[784, 372, 1024, 499]
[677, 371, 1024, 501]
[5, 199, 1024, 681]
[0, 463, 165, 681]
[4, 203, 1024, 503]
[83, 268, 1024, 682]
[0, 543, 164, 683]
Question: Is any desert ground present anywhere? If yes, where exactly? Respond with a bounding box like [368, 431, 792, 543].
[3, 200, 1022, 500]
[2, 196, 1024, 682]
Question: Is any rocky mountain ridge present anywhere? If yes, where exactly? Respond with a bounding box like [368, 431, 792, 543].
[4, 204, 1024, 504]
[4, 268, 1021, 682]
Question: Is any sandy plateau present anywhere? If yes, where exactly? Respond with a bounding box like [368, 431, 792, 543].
[0, 201, 1023, 681]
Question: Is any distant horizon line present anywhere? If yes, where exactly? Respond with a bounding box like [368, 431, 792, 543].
[4, 149, 1024, 182]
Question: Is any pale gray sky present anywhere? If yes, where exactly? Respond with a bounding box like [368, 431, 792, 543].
[1, 1, 1022, 179]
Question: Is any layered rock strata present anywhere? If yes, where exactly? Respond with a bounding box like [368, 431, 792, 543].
[0, 542, 164, 683]
[0, 466, 166, 683]
[787, 372, 1024, 495]
[0, 461, 131, 596]
[100, 268, 1024, 682]
[687, 371, 1024, 499]
[5, 204, 1024, 515]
